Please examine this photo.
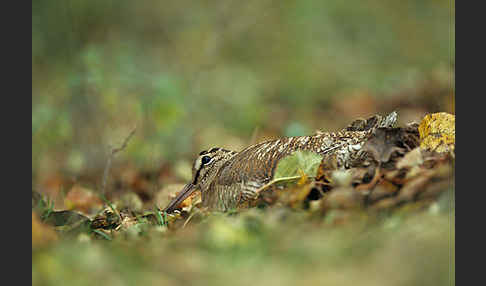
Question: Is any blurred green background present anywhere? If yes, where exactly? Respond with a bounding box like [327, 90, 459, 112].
[32, 0, 454, 187]
[32, 2, 454, 285]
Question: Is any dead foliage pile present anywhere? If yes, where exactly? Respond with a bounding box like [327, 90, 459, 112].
[32, 112, 455, 242]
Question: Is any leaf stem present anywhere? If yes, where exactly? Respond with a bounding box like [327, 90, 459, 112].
[256, 175, 314, 194]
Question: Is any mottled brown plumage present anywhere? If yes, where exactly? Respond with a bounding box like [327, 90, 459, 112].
[164, 112, 397, 212]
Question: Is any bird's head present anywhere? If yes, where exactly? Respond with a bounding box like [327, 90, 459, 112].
[163, 147, 237, 213]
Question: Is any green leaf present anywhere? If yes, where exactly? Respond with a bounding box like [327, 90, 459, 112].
[274, 150, 322, 180]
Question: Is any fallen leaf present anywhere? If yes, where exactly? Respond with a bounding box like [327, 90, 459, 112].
[368, 180, 400, 202]
[43, 210, 91, 227]
[274, 150, 323, 180]
[32, 212, 58, 248]
[321, 187, 364, 211]
[362, 128, 405, 164]
[418, 112, 455, 154]
[396, 148, 424, 169]
[64, 185, 103, 214]
[395, 175, 431, 203]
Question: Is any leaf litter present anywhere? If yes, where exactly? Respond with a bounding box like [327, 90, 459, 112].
[33, 112, 454, 234]
[32, 112, 455, 286]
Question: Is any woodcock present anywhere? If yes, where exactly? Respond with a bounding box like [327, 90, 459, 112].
[164, 111, 398, 212]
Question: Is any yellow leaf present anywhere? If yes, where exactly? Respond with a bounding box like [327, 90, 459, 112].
[418, 112, 455, 153]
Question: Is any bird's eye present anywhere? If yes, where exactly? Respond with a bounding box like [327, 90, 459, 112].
[201, 156, 212, 165]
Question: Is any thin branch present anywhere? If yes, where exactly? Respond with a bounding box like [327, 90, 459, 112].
[101, 125, 137, 196]
[101, 156, 113, 196]
[110, 126, 137, 155]
[182, 210, 198, 228]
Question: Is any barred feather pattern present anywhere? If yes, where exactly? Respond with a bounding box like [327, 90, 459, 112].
[199, 112, 398, 211]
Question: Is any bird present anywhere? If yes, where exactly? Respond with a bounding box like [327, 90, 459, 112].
[163, 111, 398, 213]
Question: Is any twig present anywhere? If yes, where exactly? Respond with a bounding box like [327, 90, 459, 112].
[101, 126, 137, 195]
[110, 126, 138, 155]
[99, 126, 137, 222]
[183, 208, 200, 228]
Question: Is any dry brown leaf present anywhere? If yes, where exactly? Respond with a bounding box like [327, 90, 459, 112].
[321, 187, 364, 211]
[362, 128, 405, 164]
[396, 147, 424, 169]
[32, 212, 58, 248]
[368, 180, 400, 202]
[64, 185, 103, 213]
[370, 197, 400, 210]
[395, 176, 431, 203]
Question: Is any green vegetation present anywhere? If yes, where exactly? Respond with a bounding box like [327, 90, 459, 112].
[32, 0, 454, 175]
[32, 1, 454, 286]
[33, 205, 454, 286]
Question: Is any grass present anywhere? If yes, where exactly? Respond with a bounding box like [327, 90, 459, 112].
[154, 206, 167, 227]
[32, 199, 454, 286]
[91, 229, 112, 241]
[31, 2, 454, 285]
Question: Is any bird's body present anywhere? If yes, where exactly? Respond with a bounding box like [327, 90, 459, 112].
[204, 131, 370, 210]
[164, 112, 397, 212]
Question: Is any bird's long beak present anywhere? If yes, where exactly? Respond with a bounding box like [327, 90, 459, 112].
[163, 183, 197, 213]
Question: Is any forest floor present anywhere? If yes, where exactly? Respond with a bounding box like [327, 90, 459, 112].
[32, 111, 455, 286]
